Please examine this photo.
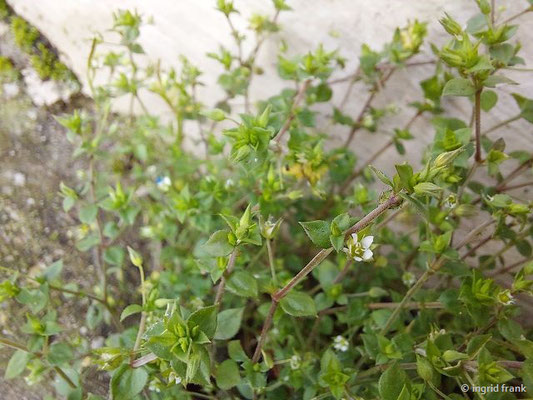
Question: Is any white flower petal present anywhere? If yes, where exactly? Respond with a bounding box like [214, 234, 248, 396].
[362, 249, 373, 261]
[354, 256, 362, 262]
[361, 235, 374, 248]
[351, 233, 359, 243]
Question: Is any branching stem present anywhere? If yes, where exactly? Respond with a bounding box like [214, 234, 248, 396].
[251, 194, 401, 362]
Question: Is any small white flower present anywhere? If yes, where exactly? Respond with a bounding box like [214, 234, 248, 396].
[497, 289, 515, 306]
[443, 194, 457, 209]
[333, 335, 349, 352]
[343, 233, 374, 262]
[402, 271, 416, 287]
[169, 372, 182, 386]
[290, 355, 301, 370]
[156, 176, 171, 192]
[225, 178, 234, 189]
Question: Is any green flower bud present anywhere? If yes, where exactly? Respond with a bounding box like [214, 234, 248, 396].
[127, 246, 143, 268]
[414, 182, 443, 197]
[434, 147, 465, 168]
[454, 204, 478, 217]
[439, 13, 463, 36]
[369, 287, 388, 298]
[442, 350, 468, 362]
[476, 0, 491, 15]
[257, 104, 271, 128]
[227, 231, 237, 246]
[154, 298, 172, 308]
[177, 324, 186, 337]
[416, 356, 434, 382]
[233, 145, 251, 162]
[200, 108, 226, 122]
[440, 48, 464, 67]
[191, 325, 199, 339]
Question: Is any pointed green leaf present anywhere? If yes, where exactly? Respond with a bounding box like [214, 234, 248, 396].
[299, 220, 331, 248]
[120, 304, 143, 321]
[214, 308, 244, 340]
[5, 350, 31, 379]
[110, 364, 148, 400]
[226, 271, 258, 298]
[378, 362, 407, 400]
[442, 78, 476, 97]
[188, 305, 218, 338]
[216, 359, 241, 390]
[280, 291, 316, 317]
[201, 230, 234, 257]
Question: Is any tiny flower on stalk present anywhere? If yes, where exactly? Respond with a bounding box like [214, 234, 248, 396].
[443, 194, 457, 209]
[333, 335, 349, 352]
[343, 233, 374, 262]
[402, 271, 416, 287]
[290, 355, 301, 370]
[497, 289, 515, 306]
[155, 175, 171, 192]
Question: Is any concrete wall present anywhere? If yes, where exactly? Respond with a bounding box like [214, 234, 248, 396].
[6, 0, 533, 168]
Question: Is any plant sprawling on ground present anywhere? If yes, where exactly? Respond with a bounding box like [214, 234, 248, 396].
[1, 1, 533, 399]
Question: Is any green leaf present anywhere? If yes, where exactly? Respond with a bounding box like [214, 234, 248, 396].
[378, 362, 407, 400]
[330, 234, 345, 252]
[76, 234, 100, 252]
[442, 78, 476, 97]
[110, 364, 148, 400]
[332, 213, 357, 232]
[511, 93, 533, 123]
[480, 90, 498, 112]
[201, 230, 234, 257]
[216, 359, 241, 390]
[226, 271, 258, 298]
[483, 75, 517, 88]
[5, 350, 31, 379]
[188, 305, 218, 338]
[369, 165, 393, 187]
[16, 286, 48, 313]
[395, 163, 414, 192]
[200, 108, 226, 121]
[280, 291, 316, 317]
[299, 220, 331, 248]
[47, 342, 73, 366]
[228, 340, 249, 362]
[43, 260, 63, 282]
[104, 246, 125, 266]
[79, 204, 98, 224]
[214, 308, 244, 340]
[120, 304, 143, 321]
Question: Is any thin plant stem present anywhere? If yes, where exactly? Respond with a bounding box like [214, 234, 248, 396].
[343, 67, 396, 147]
[132, 262, 147, 358]
[481, 114, 520, 137]
[0, 336, 76, 389]
[474, 89, 482, 163]
[274, 79, 312, 144]
[500, 7, 532, 26]
[340, 110, 422, 194]
[367, 301, 443, 310]
[499, 180, 533, 191]
[487, 256, 533, 276]
[214, 249, 238, 306]
[210, 249, 238, 365]
[266, 239, 277, 285]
